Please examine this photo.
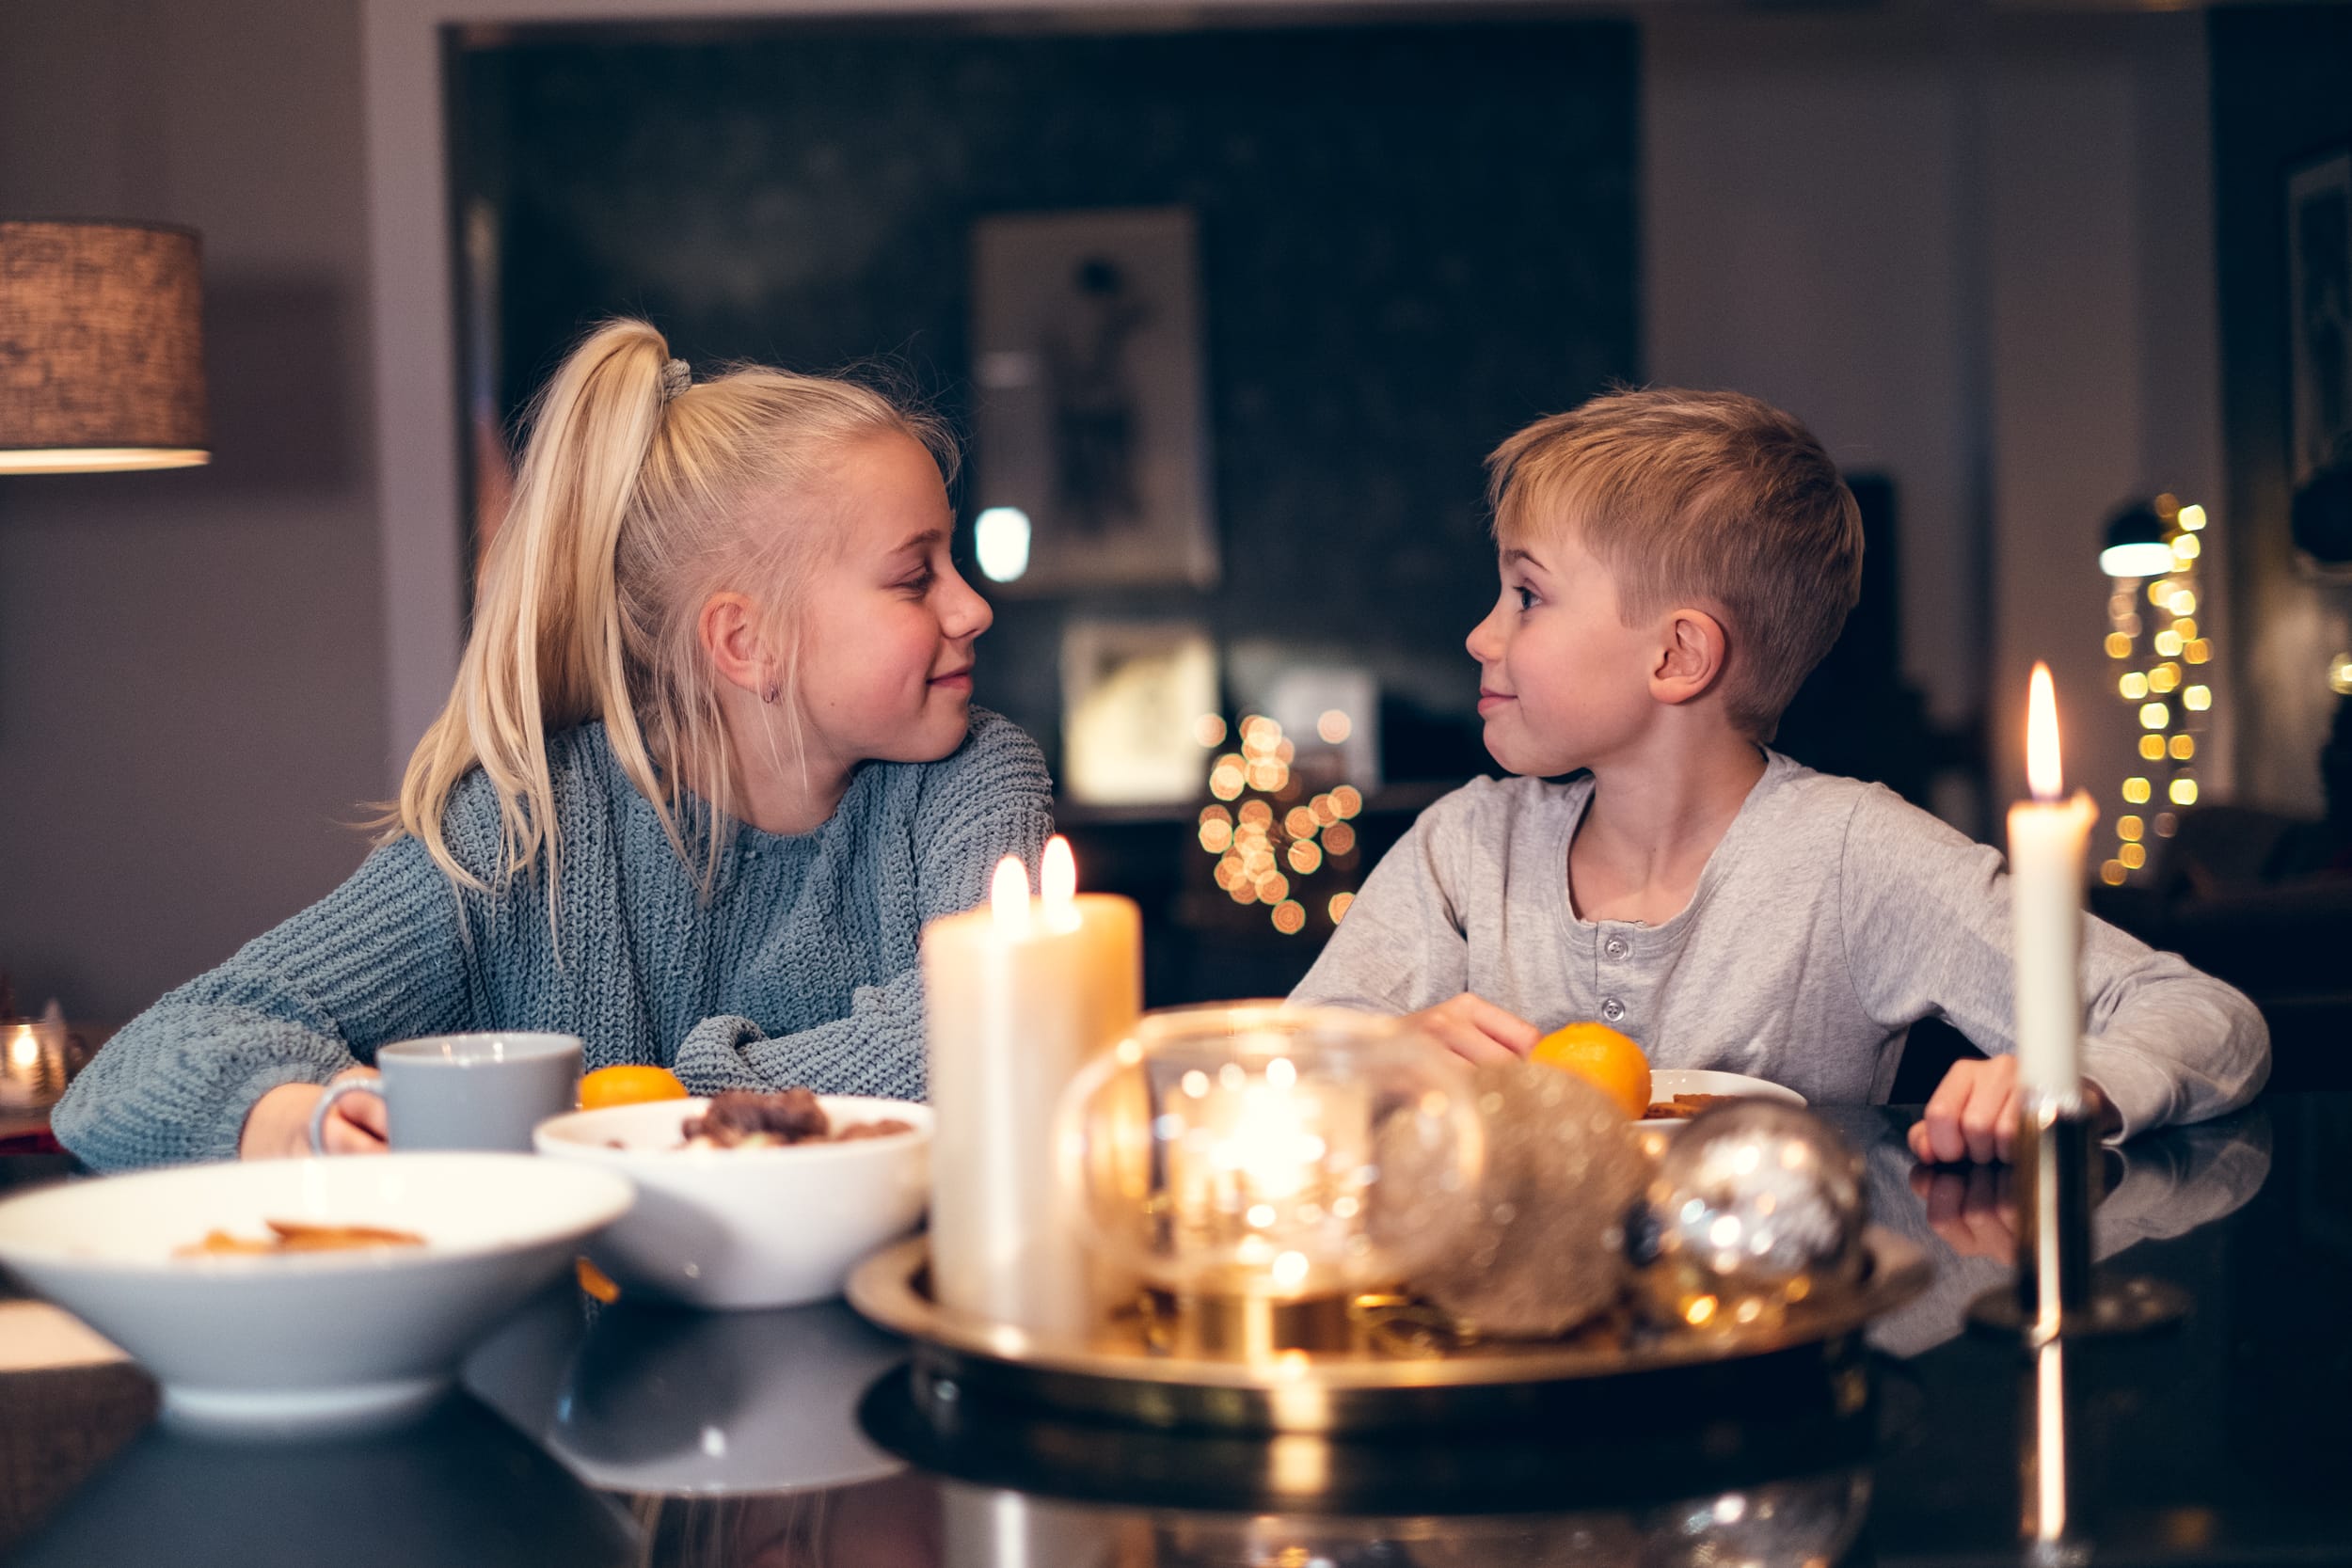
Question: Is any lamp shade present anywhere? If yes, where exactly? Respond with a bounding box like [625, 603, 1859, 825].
[0, 220, 207, 473]
[2100, 501, 2173, 579]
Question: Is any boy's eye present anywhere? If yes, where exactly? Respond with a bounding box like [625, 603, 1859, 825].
[898, 568, 935, 594]
[1514, 585, 1538, 610]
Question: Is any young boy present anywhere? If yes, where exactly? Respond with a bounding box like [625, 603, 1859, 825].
[1292, 388, 2268, 1163]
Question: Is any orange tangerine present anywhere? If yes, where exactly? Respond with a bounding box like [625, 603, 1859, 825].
[579, 1064, 689, 1111]
[1529, 1022, 1651, 1121]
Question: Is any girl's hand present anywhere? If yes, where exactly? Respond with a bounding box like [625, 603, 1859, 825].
[239, 1068, 388, 1160]
[1908, 1054, 2120, 1164]
[1404, 993, 1540, 1066]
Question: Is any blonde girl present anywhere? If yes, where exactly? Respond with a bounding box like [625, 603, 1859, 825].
[55, 320, 1052, 1168]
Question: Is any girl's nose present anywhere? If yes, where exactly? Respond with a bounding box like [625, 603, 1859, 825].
[943, 564, 993, 641]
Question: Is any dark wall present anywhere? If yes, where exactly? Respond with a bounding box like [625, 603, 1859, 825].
[2210, 5, 2352, 807]
[452, 18, 1640, 784]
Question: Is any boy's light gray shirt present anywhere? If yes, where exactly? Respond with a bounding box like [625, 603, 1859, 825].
[1291, 752, 2268, 1138]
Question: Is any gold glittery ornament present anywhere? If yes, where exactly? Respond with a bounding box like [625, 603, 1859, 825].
[1379, 1058, 1645, 1338]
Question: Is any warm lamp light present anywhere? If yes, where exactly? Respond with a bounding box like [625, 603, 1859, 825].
[0, 220, 208, 473]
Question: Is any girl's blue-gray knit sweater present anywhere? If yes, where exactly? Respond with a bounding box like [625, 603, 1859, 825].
[52, 709, 1054, 1171]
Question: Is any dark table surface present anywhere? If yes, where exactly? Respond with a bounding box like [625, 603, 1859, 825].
[2, 1098, 2347, 1568]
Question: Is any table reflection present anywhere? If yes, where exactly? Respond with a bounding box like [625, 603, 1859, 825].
[464, 1291, 904, 1497]
[4, 1100, 2331, 1568]
[9, 1393, 636, 1568]
[608, 1464, 1875, 1568]
[1856, 1107, 2273, 1356]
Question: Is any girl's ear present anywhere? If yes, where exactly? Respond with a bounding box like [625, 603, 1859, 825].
[698, 592, 771, 698]
[1650, 606, 1729, 707]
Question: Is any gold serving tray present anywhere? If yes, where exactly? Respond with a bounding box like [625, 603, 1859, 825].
[847, 1228, 1931, 1435]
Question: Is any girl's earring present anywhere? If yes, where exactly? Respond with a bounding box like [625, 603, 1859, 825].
[762, 684, 781, 705]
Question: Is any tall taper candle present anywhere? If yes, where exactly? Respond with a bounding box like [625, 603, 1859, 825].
[922, 838, 1142, 1338]
[2007, 664, 2097, 1105]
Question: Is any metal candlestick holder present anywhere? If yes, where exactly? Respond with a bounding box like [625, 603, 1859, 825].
[1965, 1095, 2189, 1339]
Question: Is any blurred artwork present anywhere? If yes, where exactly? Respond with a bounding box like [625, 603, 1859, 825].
[1258, 665, 1382, 793]
[2289, 150, 2352, 486]
[1060, 620, 1219, 805]
[972, 208, 1217, 593]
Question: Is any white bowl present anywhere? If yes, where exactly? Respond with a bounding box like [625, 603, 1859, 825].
[0, 1154, 635, 1435]
[532, 1095, 930, 1310]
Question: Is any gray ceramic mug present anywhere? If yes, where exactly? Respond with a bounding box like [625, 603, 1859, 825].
[308, 1032, 584, 1154]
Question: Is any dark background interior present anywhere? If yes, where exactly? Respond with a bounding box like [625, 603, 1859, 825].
[450, 14, 1947, 1010]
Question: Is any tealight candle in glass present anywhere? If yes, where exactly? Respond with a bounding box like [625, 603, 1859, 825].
[1057, 1004, 1483, 1358]
[0, 1022, 65, 1112]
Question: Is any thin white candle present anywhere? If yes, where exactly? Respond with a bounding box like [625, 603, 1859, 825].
[924, 836, 1142, 1338]
[2008, 664, 2097, 1104]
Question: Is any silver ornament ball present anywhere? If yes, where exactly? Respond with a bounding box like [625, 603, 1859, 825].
[1632, 1101, 1867, 1331]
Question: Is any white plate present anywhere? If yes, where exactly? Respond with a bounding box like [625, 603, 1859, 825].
[533, 1095, 930, 1310]
[1641, 1069, 1806, 1132]
[0, 1153, 634, 1435]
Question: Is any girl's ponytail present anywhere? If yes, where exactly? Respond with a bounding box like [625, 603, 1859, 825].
[386, 316, 956, 925]
[393, 319, 673, 912]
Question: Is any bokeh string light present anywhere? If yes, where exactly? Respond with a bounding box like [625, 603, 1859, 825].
[2101, 497, 2214, 887]
[1198, 714, 1365, 934]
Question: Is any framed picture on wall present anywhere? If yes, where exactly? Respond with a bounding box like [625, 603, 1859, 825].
[970, 207, 1219, 594]
[2287, 149, 2352, 488]
[1059, 618, 1218, 806]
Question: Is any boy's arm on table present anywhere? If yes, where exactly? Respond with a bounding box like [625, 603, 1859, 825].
[674, 736, 1056, 1101]
[1289, 809, 1536, 1058]
[48, 837, 477, 1170]
[1840, 785, 2270, 1149]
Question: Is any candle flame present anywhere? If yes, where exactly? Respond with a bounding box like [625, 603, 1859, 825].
[1041, 835, 1077, 924]
[8, 1026, 37, 1070]
[989, 855, 1031, 937]
[2026, 662, 2063, 801]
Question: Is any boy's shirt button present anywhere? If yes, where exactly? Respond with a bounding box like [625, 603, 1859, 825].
[1600, 998, 1627, 1023]
[1604, 936, 1630, 960]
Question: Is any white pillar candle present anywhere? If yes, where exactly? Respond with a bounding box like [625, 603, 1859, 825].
[2007, 664, 2098, 1104]
[922, 836, 1141, 1338]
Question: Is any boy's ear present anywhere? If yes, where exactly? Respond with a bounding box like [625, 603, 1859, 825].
[697, 591, 770, 696]
[1649, 607, 1729, 707]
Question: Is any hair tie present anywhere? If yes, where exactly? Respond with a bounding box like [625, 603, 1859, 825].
[658, 358, 691, 404]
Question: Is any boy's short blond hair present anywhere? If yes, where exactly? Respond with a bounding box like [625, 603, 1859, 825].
[1486, 388, 1863, 740]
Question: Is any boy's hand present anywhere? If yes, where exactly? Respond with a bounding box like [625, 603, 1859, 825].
[1404, 993, 1539, 1065]
[1908, 1055, 2121, 1164]
[239, 1067, 388, 1160]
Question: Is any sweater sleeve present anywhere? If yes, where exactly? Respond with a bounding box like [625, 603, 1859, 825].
[1289, 798, 1473, 1015]
[48, 834, 480, 1171]
[670, 713, 1056, 1102]
[1838, 784, 2270, 1140]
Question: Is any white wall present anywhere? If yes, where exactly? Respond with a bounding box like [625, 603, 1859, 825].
[0, 0, 385, 1023]
[1645, 9, 2228, 832]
